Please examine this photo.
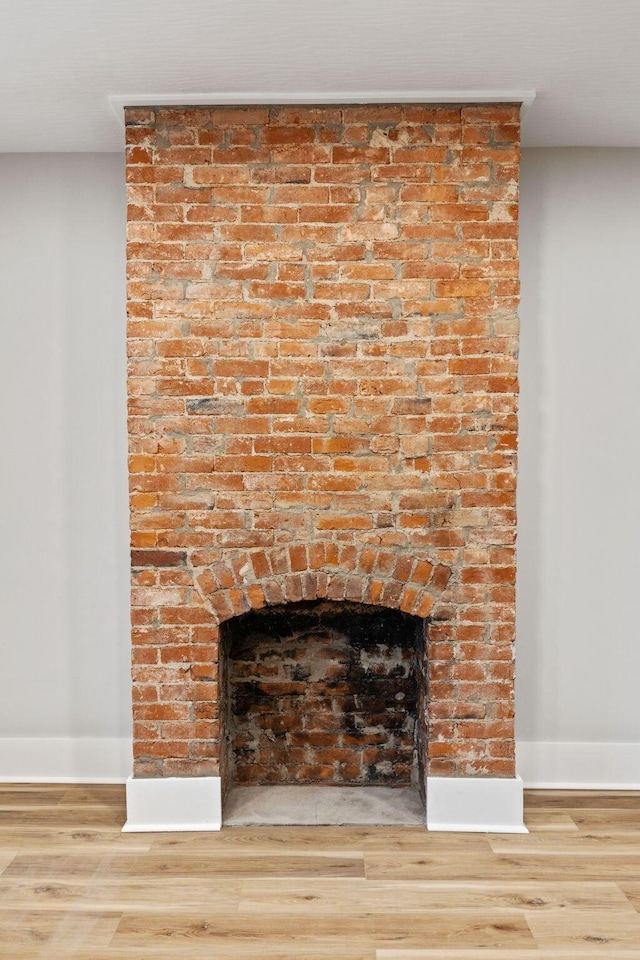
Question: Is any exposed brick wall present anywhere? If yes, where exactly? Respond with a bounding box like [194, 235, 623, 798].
[224, 601, 422, 786]
[126, 104, 520, 782]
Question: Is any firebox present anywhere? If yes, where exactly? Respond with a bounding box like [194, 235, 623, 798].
[221, 601, 425, 788]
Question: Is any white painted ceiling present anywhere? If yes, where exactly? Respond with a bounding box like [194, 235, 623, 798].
[2, 0, 639, 152]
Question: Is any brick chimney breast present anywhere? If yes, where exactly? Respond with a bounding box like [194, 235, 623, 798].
[126, 104, 520, 791]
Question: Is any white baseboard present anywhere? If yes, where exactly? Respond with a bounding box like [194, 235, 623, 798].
[426, 775, 527, 833]
[517, 741, 640, 789]
[2, 738, 639, 792]
[0, 737, 131, 783]
[123, 775, 222, 832]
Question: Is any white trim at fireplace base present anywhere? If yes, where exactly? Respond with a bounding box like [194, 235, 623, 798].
[426, 775, 527, 833]
[123, 775, 222, 832]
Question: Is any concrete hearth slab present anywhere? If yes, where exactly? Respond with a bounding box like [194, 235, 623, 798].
[223, 784, 424, 826]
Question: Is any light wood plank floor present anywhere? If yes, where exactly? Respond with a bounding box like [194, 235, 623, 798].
[1, 785, 639, 958]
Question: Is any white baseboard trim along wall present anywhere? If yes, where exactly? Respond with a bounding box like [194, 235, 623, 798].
[1, 738, 639, 789]
[516, 741, 640, 789]
[0, 738, 132, 783]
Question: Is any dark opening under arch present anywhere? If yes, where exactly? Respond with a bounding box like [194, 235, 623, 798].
[220, 599, 428, 798]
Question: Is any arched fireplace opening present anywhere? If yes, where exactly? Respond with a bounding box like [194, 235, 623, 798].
[220, 600, 427, 824]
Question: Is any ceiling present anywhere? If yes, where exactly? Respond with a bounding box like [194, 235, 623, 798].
[2, 0, 639, 152]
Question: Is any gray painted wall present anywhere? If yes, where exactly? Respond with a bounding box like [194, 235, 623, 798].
[517, 148, 640, 743]
[1, 149, 638, 757]
[0, 154, 130, 738]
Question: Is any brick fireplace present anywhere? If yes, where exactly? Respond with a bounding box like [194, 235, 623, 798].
[123, 103, 525, 832]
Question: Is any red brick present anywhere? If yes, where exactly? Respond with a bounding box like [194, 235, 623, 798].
[126, 104, 520, 781]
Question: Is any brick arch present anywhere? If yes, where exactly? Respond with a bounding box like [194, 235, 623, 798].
[191, 542, 452, 625]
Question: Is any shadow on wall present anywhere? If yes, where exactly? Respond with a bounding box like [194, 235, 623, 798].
[515, 150, 551, 741]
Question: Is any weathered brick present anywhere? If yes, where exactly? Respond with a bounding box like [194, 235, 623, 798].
[126, 104, 520, 782]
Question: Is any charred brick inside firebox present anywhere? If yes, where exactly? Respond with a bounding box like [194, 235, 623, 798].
[221, 601, 427, 790]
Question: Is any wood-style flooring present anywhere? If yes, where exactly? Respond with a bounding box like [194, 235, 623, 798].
[1, 784, 640, 958]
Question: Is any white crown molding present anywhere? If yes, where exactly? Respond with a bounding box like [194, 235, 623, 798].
[108, 89, 536, 131]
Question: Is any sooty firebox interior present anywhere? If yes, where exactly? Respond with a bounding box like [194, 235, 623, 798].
[220, 601, 427, 795]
